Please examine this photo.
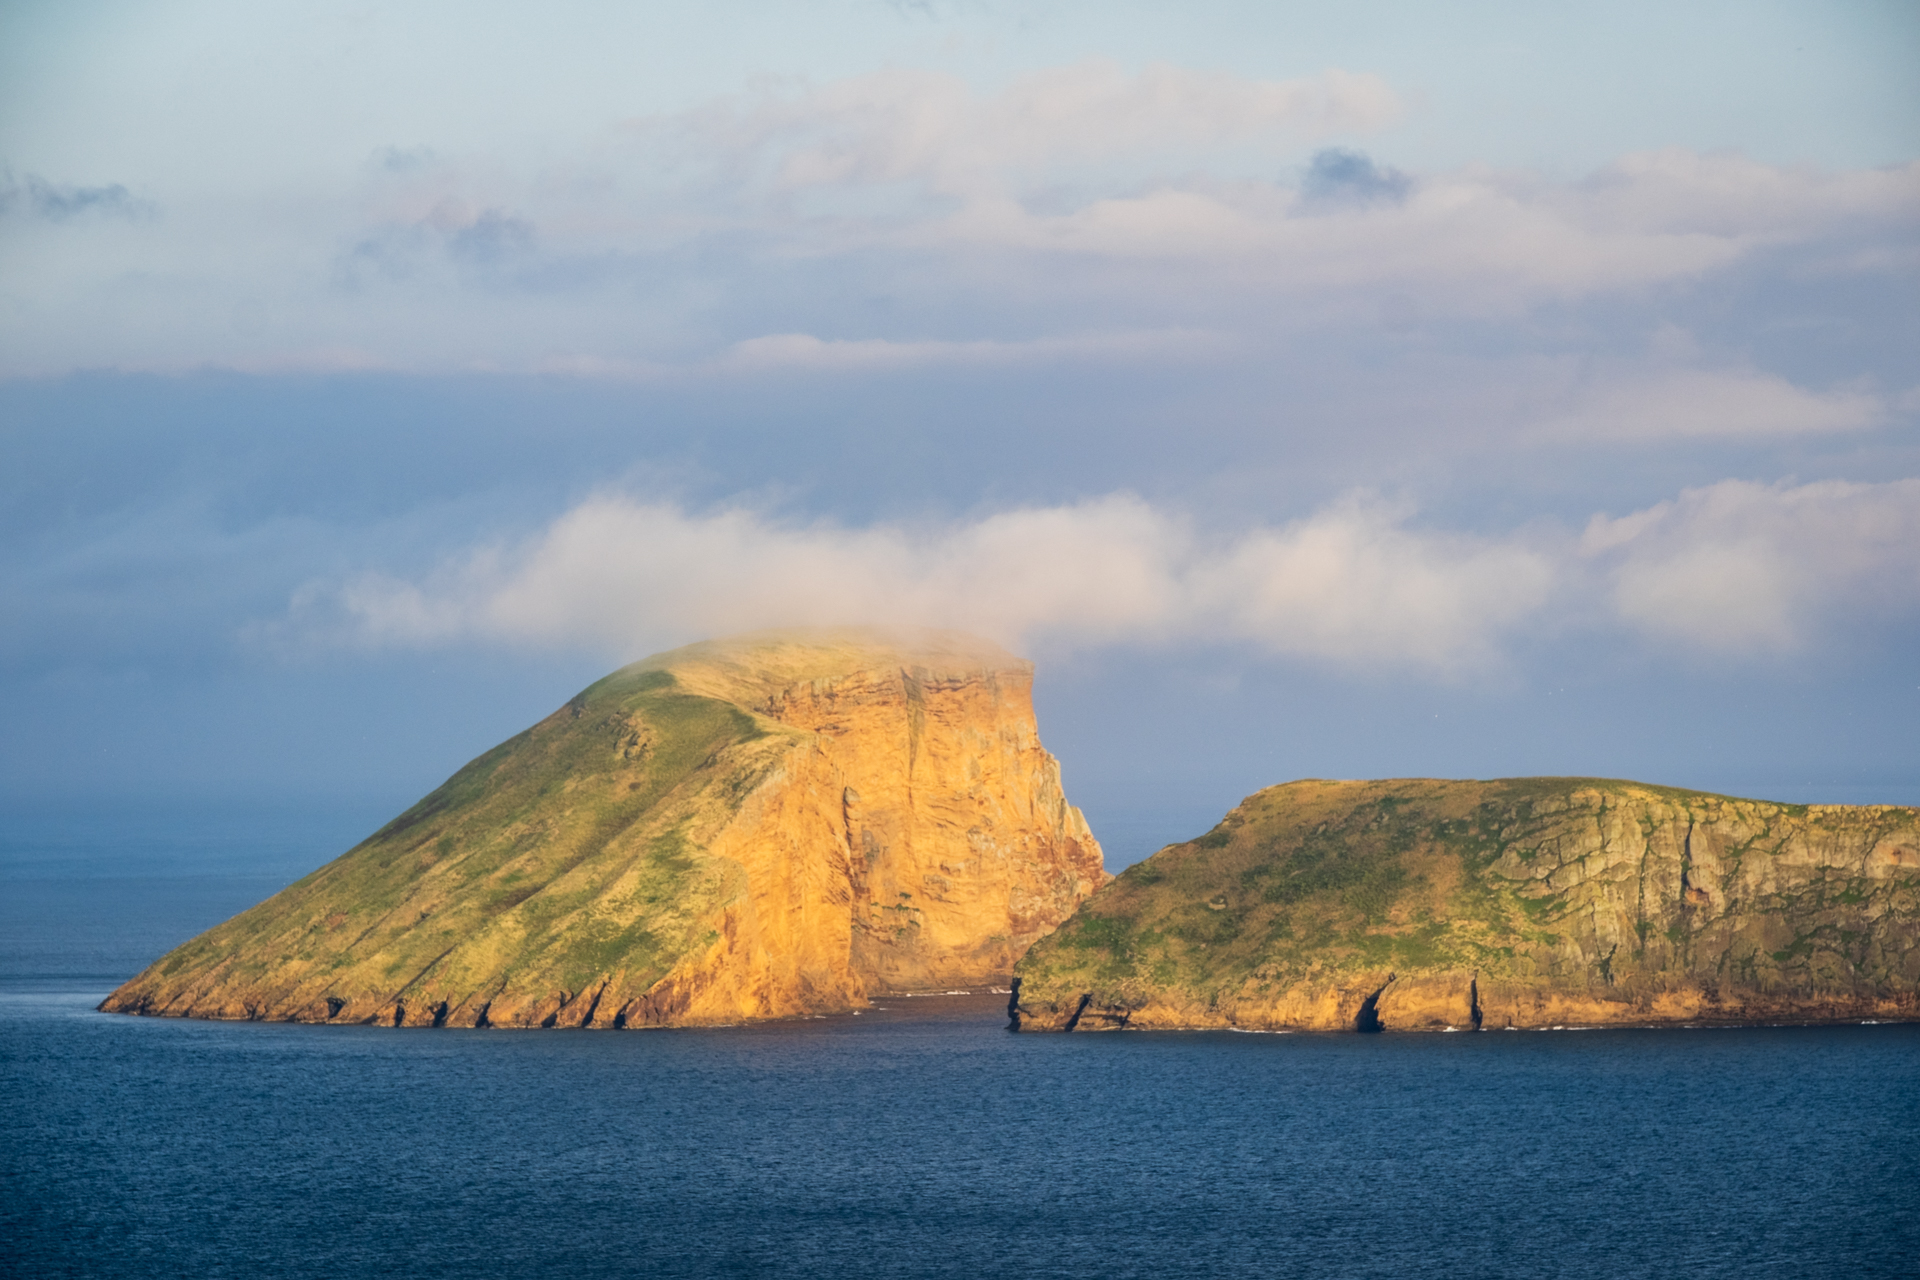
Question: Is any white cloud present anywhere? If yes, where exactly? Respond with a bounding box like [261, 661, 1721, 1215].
[1195, 498, 1555, 667]
[1536, 367, 1886, 440]
[918, 155, 1919, 306]
[525, 329, 1227, 379]
[1584, 478, 1920, 652]
[714, 328, 1227, 373]
[4, 46, 1914, 379]
[274, 479, 1920, 673]
[1572, 149, 1920, 242]
[307, 131, 1916, 345]
[276, 493, 1553, 676]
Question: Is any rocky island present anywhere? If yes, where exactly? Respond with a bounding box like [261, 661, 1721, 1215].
[1011, 777, 1920, 1032]
[103, 629, 1105, 1028]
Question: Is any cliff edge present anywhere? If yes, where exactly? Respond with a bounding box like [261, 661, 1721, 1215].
[1011, 777, 1920, 1031]
[104, 628, 1105, 1027]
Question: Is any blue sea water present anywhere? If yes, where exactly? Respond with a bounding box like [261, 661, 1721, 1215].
[4, 806, 1919, 1279]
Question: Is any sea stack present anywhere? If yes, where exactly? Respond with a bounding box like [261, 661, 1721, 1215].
[1011, 777, 1920, 1031]
[104, 629, 1106, 1027]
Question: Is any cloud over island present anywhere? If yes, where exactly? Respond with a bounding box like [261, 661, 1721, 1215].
[271, 479, 1920, 674]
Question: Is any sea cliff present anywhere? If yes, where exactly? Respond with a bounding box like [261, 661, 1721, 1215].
[1011, 777, 1920, 1031]
[104, 629, 1105, 1027]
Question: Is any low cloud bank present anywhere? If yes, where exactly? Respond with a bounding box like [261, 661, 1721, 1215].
[1584, 478, 1920, 653]
[275, 479, 1920, 673]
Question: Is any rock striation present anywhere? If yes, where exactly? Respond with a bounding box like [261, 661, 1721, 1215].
[1011, 777, 1920, 1032]
[104, 629, 1105, 1028]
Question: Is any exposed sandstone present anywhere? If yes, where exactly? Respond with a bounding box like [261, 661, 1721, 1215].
[103, 629, 1105, 1028]
[1011, 778, 1920, 1032]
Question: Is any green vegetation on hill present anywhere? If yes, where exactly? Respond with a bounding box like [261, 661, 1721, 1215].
[1012, 777, 1920, 1031]
[104, 627, 1106, 1029]
[124, 658, 798, 1023]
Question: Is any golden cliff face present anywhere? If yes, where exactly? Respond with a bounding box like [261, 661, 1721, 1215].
[1012, 778, 1920, 1032]
[733, 657, 1105, 992]
[101, 629, 1106, 1028]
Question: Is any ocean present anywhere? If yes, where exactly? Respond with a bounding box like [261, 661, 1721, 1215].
[4, 803, 1918, 1279]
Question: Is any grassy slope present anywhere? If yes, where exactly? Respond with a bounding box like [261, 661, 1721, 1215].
[1014, 777, 1919, 1025]
[128, 663, 795, 1015]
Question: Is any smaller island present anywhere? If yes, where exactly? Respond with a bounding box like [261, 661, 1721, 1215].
[1011, 777, 1920, 1032]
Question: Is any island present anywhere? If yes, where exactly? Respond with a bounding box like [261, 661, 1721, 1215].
[1010, 777, 1920, 1031]
[103, 629, 1106, 1028]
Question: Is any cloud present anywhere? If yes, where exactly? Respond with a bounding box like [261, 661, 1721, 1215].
[4, 55, 1915, 379]
[525, 329, 1226, 379]
[284, 494, 1181, 655]
[1583, 478, 1920, 652]
[270, 492, 1555, 676]
[1574, 148, 1920, 241]
[712, 328, 1227, 373]
[338, 202, 537, 284]
[372, 145, 439, 175]
[1193, 498, 1553, 666]
[0, 173, 155, 221]
[1536, 366, 1886, 440]
[1298, 148, 1412, 208]
[671, 61, 1402, 201]
[447, 210, 536, 264]
[890, 152, 1919, 311]
[270, 479, 1920, 673]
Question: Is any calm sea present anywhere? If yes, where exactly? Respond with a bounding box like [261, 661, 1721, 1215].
[4, 804, 1918, 1279]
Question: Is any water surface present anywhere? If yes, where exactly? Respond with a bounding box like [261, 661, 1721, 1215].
[4, 822, 1916, 1278]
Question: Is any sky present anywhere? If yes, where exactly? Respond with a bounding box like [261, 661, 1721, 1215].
[3, 0, 1918, 867]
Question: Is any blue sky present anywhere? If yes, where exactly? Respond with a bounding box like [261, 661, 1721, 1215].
[3, 1, 1917, 865]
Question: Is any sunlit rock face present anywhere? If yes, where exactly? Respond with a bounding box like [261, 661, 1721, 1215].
[1012, 778, 1920, 1032]
[102, 629, 1106, 1028]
